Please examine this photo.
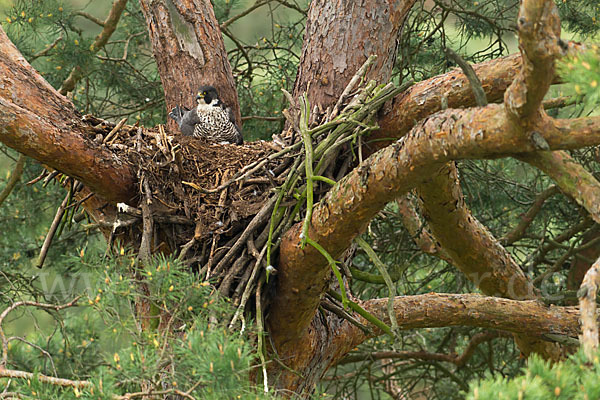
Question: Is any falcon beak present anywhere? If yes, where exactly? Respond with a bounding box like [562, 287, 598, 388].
[196, 92, 205, 103]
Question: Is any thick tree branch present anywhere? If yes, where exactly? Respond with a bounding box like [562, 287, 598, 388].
[373, 53, 522, 146]
[517, 151, 600, 223]
[504, 0, 562, 120]
[417, 162, 561, 359]
[333, 293, 583, 359]
[270, 103, 600, 370]
[396, 194, 451, 262]
[0, 26, 136, 204]
[418, 163, 536, 300]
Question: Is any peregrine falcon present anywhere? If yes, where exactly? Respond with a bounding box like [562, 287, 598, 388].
[169, 85, 243, 144]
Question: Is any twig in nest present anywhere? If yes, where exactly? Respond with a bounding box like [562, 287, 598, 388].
[26, 169, 48, 186]
[211, 196, 277, 277]
[178, 237, 196, 262]
[229, 245, 267, 330]
[138, 175, 154, 262]
[135, 127, 143, 152]
[329, 54, 378, 121]
[103, 117, 127, 144]
[185, 143, 301, 194]
[206, 179, 230, 278]
[42, 171, 60, 187]
[218, 250, 249, 296]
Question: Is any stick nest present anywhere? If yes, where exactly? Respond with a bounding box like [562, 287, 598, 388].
[78, 64, 405, 329]
[81, 116, 288, 274]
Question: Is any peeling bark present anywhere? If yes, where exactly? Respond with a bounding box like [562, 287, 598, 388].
[139, 0, 241, 131]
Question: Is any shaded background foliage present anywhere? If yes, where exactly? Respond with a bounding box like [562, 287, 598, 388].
[0, 0, 599, 398]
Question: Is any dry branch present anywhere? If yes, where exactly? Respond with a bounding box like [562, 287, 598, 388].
[501, 185, 560, 246]
[59, 0, 129, 95]
[0, 154, 25, 207]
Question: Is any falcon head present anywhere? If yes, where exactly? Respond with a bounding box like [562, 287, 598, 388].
[196, 85, 220, 107]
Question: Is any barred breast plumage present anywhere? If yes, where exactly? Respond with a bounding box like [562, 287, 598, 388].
[168, 85, 243, 145]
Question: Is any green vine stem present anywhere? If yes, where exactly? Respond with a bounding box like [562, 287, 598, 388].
[306, 237, 348, 309]
[327, 289, 393, 338]
[299, 93, 314, 249]
[355, 236, 399, 336]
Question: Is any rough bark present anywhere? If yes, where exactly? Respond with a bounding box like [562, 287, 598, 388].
[0, 26, 136, 204]
[270, 292, 585, 395]
[269, 103, 600, 390]
[292, 0, 415, 110]
[349, 293, 582, 351]
[417, 163, 561, 359]
[418, 164, 536, 300]
[139, 0, 241, 131]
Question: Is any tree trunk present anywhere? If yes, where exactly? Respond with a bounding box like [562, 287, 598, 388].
[269, 0, 415, 390]
[139, 0, 241, 132]
[292, 0, 415, 109]
[2, 0, 600, 397]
